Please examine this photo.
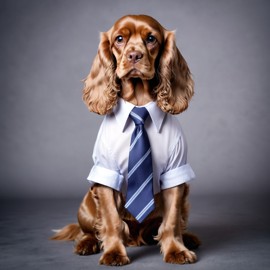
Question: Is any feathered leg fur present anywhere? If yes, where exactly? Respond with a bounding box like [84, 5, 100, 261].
[51, 184, 200, 265]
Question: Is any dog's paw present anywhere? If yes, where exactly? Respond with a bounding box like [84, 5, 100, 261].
[164, 249, 197, 264]
[74, 238, 100, 255]
[99, 251, 130, 266]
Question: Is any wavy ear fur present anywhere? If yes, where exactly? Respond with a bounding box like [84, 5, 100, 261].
[155, 31, 194, 114]
[82, 32, 120, 115]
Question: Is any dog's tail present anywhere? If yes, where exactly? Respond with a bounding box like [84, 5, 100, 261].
[50, 224, 81, 241]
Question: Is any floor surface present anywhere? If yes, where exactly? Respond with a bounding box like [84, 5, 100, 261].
[1, 194, 269, 270]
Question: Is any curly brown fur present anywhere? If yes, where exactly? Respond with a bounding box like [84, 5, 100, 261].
[52, 14, 200, 266]
[82, 15, 194, 114]
[52, 184, 200, 265]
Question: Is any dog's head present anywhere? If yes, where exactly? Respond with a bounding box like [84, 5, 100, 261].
[83, 15, 194, 115]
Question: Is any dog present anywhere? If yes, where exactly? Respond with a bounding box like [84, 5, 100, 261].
[52, 14, 200, 266]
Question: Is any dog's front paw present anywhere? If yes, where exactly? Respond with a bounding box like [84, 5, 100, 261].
[164, 249, 197, 264]
[99, 251, 130, 266]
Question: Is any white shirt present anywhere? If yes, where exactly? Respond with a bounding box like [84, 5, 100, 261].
[87, 98, 195, 195]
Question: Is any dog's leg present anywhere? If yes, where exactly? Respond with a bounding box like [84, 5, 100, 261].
[74, 189, 100, 255]
[93, 185, 130, 266]
[157, 184, 197, 264]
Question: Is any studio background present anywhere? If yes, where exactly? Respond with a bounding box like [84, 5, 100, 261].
[1, 0, 269, 199]
[1, 1, 270, 270]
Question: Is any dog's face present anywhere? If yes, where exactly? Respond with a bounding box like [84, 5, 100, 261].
[83, 14, 194, 115]
[108, 15, 164, 80]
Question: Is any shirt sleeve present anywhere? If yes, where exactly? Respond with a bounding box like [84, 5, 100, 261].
[160, 133, 195, 190]
[86, 119, 124, 192]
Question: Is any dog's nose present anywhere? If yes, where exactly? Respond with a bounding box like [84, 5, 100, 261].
[127, 51, 143, 63]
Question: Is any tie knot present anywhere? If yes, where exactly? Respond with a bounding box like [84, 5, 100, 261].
[130, 107, 149, 126]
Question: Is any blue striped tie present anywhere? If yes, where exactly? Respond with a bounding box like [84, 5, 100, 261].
[125, 107, 155, 223]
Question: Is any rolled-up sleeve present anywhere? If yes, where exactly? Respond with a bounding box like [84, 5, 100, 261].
[160, 134, 195, 190]
[87, 119, 124, 192]
[87, 165, 124, 191]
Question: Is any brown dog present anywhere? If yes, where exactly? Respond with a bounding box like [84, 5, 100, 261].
[52, 15, 200, 266]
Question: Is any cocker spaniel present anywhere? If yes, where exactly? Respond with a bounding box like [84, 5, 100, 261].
[52, 14, 200, 266]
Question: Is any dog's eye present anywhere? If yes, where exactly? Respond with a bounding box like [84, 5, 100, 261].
[115, 35, 124, 44]
[146, 35, 156, 44]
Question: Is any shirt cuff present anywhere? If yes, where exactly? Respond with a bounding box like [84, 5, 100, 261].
[160, 163, 195, 190]
[87, 165, 124, 192]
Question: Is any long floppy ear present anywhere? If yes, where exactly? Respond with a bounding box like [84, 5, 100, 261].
[155, 31, 194, 114]
[82, 32, 120, 115]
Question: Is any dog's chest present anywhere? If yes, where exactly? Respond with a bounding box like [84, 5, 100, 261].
[105, 121, 170, 178]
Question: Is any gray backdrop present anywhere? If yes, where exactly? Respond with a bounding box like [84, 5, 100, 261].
[1, 0, 269, 199]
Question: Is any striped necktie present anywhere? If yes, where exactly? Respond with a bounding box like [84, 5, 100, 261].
[125, 107, 155, 223]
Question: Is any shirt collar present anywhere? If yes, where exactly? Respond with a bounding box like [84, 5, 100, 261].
[113, 98, 166, 133]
